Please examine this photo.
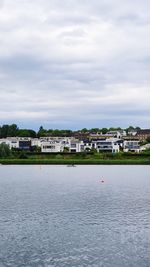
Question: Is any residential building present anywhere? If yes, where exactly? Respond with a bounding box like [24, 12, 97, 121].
[95, 139, 120, 153]
[69, 140, 84, 153]
[136, 129, 150, 141]
[41, 141, 64, 153]
[106, 131, 121, 139]
[123, 140, 140, 153]
[140, 143, 150, 151]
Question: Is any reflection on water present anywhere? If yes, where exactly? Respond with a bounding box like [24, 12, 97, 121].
[0, 165, 150, 266]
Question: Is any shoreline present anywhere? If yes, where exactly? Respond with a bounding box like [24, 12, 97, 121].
[0, 159, 150, 165]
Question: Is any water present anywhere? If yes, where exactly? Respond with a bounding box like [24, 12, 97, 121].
[0, 165, 150, 267]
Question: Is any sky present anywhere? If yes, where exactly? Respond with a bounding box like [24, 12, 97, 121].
[0, 0, 150, 130]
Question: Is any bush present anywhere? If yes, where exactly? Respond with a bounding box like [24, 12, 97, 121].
[0, 143, 11, 158]
[18, 151, 28, 159]
[55, 154, 63, 159]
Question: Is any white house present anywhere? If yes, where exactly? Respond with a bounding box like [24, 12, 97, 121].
[140, 143, 150, 152]
[0, 138, 19, 149]
[31, 138, 42, 148]
[128, 129, 137, 136]
[107, 131, 122, 139]
[123, 140, 140, 153]
[95, 139, 120, 153]
[0, 138, 11, 147]
[84, 141, 94, 151]
[69, 140, 85, 153]
[41, 141, 64, 153]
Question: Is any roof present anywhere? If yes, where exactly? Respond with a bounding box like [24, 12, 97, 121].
[137, 129, 150, 135]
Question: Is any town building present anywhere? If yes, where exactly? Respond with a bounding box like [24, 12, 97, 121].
[136, 129, 150, 141]
[95, 139, 120, 153]
[123, 140, 140, 153]
[41, 141, 64, 153]
[69, 140, 84, 153]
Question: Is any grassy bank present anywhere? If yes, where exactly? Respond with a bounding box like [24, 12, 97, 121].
[0, 158, 150, 165]
[1, 151, 150, 165]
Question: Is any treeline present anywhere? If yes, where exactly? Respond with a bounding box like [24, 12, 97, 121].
[0, 124, 141, 138]
[0, 124, 36, 138]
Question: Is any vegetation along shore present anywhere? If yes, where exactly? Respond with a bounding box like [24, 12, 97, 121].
[1, 124, 150, 164]
[0, 151, 150, 165]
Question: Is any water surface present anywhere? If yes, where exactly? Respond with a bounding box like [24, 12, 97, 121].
[0, 165, 150, 267]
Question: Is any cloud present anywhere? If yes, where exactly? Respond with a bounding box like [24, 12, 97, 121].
[0, 0, 150, 129]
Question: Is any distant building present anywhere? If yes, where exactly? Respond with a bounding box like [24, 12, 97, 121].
[9, 138, 19, 149]
[41, 141, 64, 153]
[0, 138, 11, 147]
[83, 140, 96, 151]
[71, 132, 89, 140]
[95, 139, 120, 153]
[123, 140, 140, 153]
[128, 129, 137, 136]
[106, 131, 121, 139]
[0, 138, 19, 149]
[140, 143, 150, 151]
[69, 140, 84, 153]
[136, 129, 150, 141]
[0, 133, 146, 154]
[19, 140, 31, 150]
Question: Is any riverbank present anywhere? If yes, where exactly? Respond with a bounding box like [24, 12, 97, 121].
[1, 151, 150, 165]
[0, 158, 150, 165]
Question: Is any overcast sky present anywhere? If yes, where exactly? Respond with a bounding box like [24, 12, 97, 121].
[0, 0, 150, 130]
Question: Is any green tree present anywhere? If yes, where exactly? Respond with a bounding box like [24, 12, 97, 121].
[80, 128, 88, 133]
[63, 147, 69, 152]
[135, 126, 141, 131]
[146, 135, 150, 143]
[101, 128, 108, 134]
[7, 124, 19, 137]
[0, 143, 11, 158]
[109, 127, 122, 131]
[19, 150, 28, 159]
[17, 129, 36, 137]
[0, 124, 19, 138]
[126, 126, 135, 132]
[37, 126, 47, 137]
[90, 128, 100, 133]
[0, 125, 9, 138]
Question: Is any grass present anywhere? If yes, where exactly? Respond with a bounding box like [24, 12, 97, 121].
[0, 151, 150, 165]
[0, 158, 150, 165]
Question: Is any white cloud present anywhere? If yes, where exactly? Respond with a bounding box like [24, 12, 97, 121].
[0, 0, 150, 129]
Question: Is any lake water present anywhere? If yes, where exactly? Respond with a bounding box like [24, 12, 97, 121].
[0, 165, 150, 267]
